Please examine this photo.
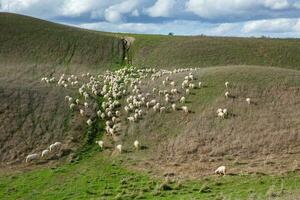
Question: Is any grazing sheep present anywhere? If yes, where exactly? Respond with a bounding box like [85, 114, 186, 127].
[86, 119, 93, 126]
[95, 140, 104, 149]
[225, 91, 229, 98]
[41, 149, 49, 158]
[181, 106, 189, 113]
[49, 142, 62, 152]
[225, 82, 229, 88]
[215, 166, 226, 175]
[80, 109, 85, 116]
[217, 111, 225, 118]
[172, 103, 176, 111]
[180, 96, 186, 103]
[69, 103, 75, 110]
[246, 98, 251, 105]
[127, 116, 136, 122]
[160, 107, 166, 113]
[116, 144, 122, 153]
[84, 102, 89, 108]
[134, 140, 139, 150]
[26, 153, 39, 163]
[186, 89, 190, 95]
[216, 108, 223, 114]
[198, 82, 202, 88]
[222, 109, 228, 115]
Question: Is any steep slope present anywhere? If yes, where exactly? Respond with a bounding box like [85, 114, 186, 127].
[0, 13, 125, 74]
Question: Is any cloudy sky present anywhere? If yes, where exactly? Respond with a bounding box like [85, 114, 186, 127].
[1, 0, 300, 37]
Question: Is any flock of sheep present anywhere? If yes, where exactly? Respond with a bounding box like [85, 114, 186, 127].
[37, 66, 254, 175]
[25, 142, 62, 163]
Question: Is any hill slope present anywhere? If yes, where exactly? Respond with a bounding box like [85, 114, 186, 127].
[0, 13, 300, 200]
[0, 13, 125, 73]
[130, 34, 300, 70]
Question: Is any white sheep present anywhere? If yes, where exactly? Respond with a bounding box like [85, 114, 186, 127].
[198, 82, 202, 88]
[134, 140, 139, 150]
[41, 149, 49, 158]
[127, 116, 136, 122]
[49, 142, 62, 152]
[180, 96, 186, 103]
[172, 103, 176, 111]
[217, 112, 225, 118]
[225, 81, 229, 88]
[95, 140, 104, 149]
[160, 107, 166, 113]
[69, 103, 75, 110]
[225, 91, 229, 98]
[216, 108, 223, 114]
[181, 106, 189, 113]
[246, 98, 251, 105]
[186, 89, 190, 95]
[86, 119, 93, 126]
[215, 166, 226, 175]
[26, 153, 39, 163]
[116, 144, 122, 153]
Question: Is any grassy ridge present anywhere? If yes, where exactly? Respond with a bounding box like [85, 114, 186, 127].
[130, 34, 300, 70]
[0, 13, 124, 70]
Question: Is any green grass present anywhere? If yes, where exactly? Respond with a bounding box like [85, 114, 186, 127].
[1, 152, 299, 200]
[130, 34, 300, 70]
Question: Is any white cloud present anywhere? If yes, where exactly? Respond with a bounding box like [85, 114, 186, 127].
[211, 23, 240, 34]
[293, 2, 300, 9]
[264, 0, 290, 10]
[147, 0, 176, 17]
[104, 0, 140, 22]
[185, 0, 297, 19]
[0, 0, 62, 18]
[242, 18, 300, 33]
[61, 0, 97, 17]
[131, 9, 139, 17]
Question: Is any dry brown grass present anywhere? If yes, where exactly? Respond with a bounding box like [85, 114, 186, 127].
[119, 66, 300, 178]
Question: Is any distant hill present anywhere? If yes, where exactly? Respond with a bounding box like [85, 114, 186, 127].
[131, 34, 300, 70]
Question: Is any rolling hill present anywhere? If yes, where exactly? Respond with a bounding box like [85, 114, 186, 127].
[0, 13, 300, 200]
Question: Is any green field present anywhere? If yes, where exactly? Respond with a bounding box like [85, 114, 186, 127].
[1, 152, 300, 200]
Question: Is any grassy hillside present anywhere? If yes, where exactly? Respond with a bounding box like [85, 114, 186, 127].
[1, 13, 300, 200]
[130, 34, 300, 70]
[0, 13, 124, 72]
[1, 153, 300, 200]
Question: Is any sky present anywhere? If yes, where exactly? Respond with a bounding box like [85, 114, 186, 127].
[1, 0, 300, 38]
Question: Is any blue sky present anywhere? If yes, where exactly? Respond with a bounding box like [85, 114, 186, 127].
[1, 0, 300, 37]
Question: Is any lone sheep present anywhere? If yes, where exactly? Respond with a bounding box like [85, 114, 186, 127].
[134, 140, 139, 150]
[96, 140, 104, 149]
[246, 98, 251, 105]
[116, 144, 122, 153]
[215, 166, 226, 175]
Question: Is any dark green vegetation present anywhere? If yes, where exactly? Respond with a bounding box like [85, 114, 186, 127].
[0, 13, 300, 200]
